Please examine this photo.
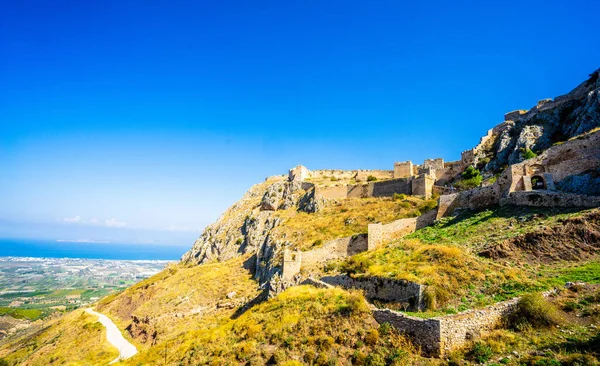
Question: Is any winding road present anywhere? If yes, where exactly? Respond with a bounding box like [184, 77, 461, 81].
[85, 308, 138, 364]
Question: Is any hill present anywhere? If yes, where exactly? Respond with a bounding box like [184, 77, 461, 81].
[1, 70, 599, 365]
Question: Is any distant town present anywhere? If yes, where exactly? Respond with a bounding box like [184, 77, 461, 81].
[0, 257, 171, 323]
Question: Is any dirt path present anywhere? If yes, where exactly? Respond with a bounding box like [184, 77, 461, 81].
[85, 308, 138, 364]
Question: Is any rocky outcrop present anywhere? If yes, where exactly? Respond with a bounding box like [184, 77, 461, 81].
[478, 69, 600, 174]
[181, 179, 317, 287]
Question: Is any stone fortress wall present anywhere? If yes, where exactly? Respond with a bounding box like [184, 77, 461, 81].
[438, 129, 600, 218]
[280, 74, 600, 357]
[320, 275, 425, 311]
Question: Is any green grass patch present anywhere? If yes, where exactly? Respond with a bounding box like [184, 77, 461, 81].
[0, 307, 44, 321]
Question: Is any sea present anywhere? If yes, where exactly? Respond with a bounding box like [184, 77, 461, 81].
[0, 239, 190, 260]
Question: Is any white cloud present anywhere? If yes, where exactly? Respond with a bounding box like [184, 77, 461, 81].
[163, 225, 200, 232]
[63, 216, 81, 223]
[89, 218, 99, 225]
[105, 218, 127, 228]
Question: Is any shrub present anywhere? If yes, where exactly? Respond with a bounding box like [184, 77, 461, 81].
[378, 322, 392, 335]
[303, 349, 316, 363]
[365, 352, 386, 366]
[316, 336, 334, 351]
[365, 329, 379, 346]
[367, 175, 378, 182]
[467, 342, 493, 363]
[509, 293, 563, 331]
[455, 166, 483, 189]
[520, 147, 538, 160]
[352, 351, 367, 366]
[393, 193, 406, 201]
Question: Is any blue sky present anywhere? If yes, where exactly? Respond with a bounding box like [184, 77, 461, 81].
[1, 0, 599, 246]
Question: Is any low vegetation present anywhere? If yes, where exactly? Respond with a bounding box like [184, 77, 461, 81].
[96, 256, 261, 344]
[449, 285, 600, 365]
[126, 286, 418, 365]
[273, 196, 437, 251]
[335, 238, 531, 312]
[0, 310, 118, 365]
[0, 308, 44, 321]
[508, 292, 563, 331]
[454, 166, 483, 190]
[520, 147, 538, 160]
[332, 206, 600, 314]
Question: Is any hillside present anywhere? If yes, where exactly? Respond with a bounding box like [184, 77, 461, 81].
[1, 70, 599, 365]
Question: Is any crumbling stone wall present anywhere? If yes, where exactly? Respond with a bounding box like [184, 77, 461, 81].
[500, 191, 600, 208]
[368, 209, 438, 249]
[308, 169, 357, 181]
[320, 275, 425, 311]
[301, 234, 368, 265]
[289, 165, 309, 182]
[437, 298, 519, 355]
[412, 175, 435, 199]
[314, 185, 349, 199]
[282, 249, 302, 281]
[367, 178, 412, 197]
[372, 297, 520, 357]
[394, 161, 414, 178]
[314, 178, 412, 200]
[356, 170, 394, 182]
[372, 309, 442, 356]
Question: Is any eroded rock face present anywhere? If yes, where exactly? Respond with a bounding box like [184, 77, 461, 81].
[260, 181, 305, 211]
[181, 179, 315, 287]
[483, 70, 600, 173]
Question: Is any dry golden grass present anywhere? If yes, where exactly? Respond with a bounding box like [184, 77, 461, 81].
[0, 310, 118, 365]
[122, 285, 419, 366]
[338, 238, 531, 312]
[96, 256, 262, 345]
[274, 196, 437, 251]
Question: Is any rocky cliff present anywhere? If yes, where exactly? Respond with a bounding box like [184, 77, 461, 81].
[181, 178, 318, 287]
[470, 69, 600, 175]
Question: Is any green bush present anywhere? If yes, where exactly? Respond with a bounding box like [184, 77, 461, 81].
[393, 193, 406, 200]
[509, 293, 563, 331]
[520, 147, 538, 160]
[367, 175, 378, 182]
[468, 342, 493, 363]
[455, 166, 483, 190]
[365, 329, 379, 346]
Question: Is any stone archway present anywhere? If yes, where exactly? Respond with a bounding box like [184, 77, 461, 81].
[527, 164, 546, 176]
[531, 175, 546, 190]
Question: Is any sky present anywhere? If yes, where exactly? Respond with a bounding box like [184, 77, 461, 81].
[1, 0, 599, 246]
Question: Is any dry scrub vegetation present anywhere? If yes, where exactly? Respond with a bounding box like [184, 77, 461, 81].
[123, 286, 419, 366]
[274, 196, 437, 251]
[0, 310, 117, 365]
[96, 255, 262, 345]
[334, 207, 600, 314]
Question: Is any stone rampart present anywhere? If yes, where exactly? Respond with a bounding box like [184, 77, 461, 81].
[301, 234, 368, 265]
[356, 170, 394, 182]
[314, 185, 349, 200]
[373, 296, 520, 357]
[500, 191, 600, 208]
[411, 175, 435, 199]
[394, 161, 414, 178]
[367, 178, 411, 197]
[368, 209, 438, 249]
[309, 169, 357, 180]
[314, 178, 412, 200]
[372, 309, 441, 356]
[320, 275, 425, 311]
[300, 277, 333, 289]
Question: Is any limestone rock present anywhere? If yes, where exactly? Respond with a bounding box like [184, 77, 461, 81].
[483, 69, 600, 174]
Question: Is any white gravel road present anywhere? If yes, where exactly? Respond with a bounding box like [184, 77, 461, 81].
[85, 308, 138, 364]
